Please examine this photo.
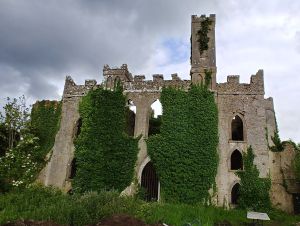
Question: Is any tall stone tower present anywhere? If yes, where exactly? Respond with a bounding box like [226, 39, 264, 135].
[190, 14, 216, 90]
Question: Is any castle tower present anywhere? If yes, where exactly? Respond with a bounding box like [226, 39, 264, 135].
[190, 14, 216, 90]
[103, 64, 133, 89]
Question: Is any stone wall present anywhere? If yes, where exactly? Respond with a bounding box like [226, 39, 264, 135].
[215, 69, 272, 207]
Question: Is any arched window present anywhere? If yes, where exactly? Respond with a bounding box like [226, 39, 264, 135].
[231, 115, 244, 141]
[231, 183, 240, 205]
[69, 158, 76, 179]
[231, 149, 243, 170]
[126, 99, 136, 137]
[141, 162, 159, 201]
[148, 99, 162, 136]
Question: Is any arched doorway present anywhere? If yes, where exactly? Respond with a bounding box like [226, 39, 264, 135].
[231, 115, 244, 141]
[231, 149, 243, 170]
[141, 162, 159, 201]
[231, 183, 240, 205]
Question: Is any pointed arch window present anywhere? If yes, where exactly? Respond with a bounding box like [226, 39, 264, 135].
[231, 149, 243, 170]
[231, 115, 244, 141]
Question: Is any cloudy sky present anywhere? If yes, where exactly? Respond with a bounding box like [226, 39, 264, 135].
[0, 0, 299, 142]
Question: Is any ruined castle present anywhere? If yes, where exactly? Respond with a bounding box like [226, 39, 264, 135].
[38, 14, 299, 213]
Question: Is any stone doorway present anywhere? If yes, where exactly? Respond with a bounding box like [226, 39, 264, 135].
[141, 162, 159, 201]
[231, 183, 240, 205]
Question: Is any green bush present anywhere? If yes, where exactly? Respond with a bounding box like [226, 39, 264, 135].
[147, 85, 218, 203]
[1, 186, 299, 226]
[236, 146, 271, 211]
[73, 86, 139, 193]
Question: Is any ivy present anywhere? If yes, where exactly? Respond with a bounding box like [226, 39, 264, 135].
[236, 146, 271, 211]
[31, 101, 62, 164]
[147, 85, 218, 204]
[269, 120, 284, 152]
[197, 18, 212, 55]
[73, 87, 139, 193]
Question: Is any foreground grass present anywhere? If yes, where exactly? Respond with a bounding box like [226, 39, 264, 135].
[0, 186, 299, 226]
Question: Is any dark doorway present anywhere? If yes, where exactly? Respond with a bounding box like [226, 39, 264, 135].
[231, 183, 240, 205]
[231, 115, 244, 141]
[141, 162, 159, 201]
[293, 194, 300, 214]
[69, 158, 76, 179]
[231, 150, 243, 170]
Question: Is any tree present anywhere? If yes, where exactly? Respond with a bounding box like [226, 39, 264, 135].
[236, 146, 271, 211]
[1, 96, 29, 149]
[0, 96, 39, 190]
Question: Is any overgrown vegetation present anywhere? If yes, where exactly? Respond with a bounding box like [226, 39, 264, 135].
[0, 186, 299, 226]
[147, 84, 218, 204]
[30, 100, 62, 164]
[197, 18, 212, 55]
[0, 97, 61, 191]
[73, 86, 139, 193]
[236, 146, 271, 211]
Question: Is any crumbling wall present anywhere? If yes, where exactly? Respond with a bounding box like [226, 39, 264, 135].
[215, 70, 270, 207]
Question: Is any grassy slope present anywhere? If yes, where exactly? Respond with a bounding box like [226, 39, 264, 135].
[0, 186, 299, 226]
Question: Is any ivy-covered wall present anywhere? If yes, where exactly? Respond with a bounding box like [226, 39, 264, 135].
[236, 146, 271, 211]
[73, 87, 139, 193]
[147, 85, 218, 204]
[31, 101, 62, 166]
[197, 18, 212, 55]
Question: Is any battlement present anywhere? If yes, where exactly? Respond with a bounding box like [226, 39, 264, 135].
[103, 64, 133, 82]
[191, 14, 216, 22]
[124, 73, 190, 92]
[63, 76, 100, 99]
[217, 70, 265, 95]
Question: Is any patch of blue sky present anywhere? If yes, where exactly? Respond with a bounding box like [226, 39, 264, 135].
[160, 38, 189, 65]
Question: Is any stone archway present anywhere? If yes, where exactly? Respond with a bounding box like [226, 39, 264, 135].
[141, 161, 159, 201]
[231, 183, 240, 205]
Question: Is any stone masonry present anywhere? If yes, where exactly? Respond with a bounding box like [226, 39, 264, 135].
[38, 14, 299, 213]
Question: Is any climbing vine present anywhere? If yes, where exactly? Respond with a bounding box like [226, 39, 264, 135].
[73, 86, 139, 193]
[147, 85, 218, 204]
[236, 146, 271, 211]
[31, 101, 62, 164]
[197, 18, 212, 55]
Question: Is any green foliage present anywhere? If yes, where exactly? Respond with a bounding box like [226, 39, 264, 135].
[0, 123, 8, 157]
[197, 18, 212, 55]
[30, 100, 62, 163]
[0, 98, 61, 191]
[269, 120, 284, 152]
[236, 146, 271, 211]
[147, 85, 218, 203]
[73, 87, 139, 193]
[289, 141, 300, 181]
[1, 186, 299, 226]
[0, 185, 141, 226]
[148, 115, 161, 136]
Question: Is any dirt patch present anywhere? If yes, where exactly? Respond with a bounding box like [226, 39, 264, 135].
[92, 214, 166, 226]
[1, 220, 61, 226]
[1, 215, 168, 226]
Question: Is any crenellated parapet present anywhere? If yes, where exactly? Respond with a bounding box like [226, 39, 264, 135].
[123, 73, 190, 93]
[217, 70, 265, 95]
[63, 76, 99, 99]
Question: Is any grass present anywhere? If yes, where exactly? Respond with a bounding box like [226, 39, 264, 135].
[0, 186, 299, 226]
